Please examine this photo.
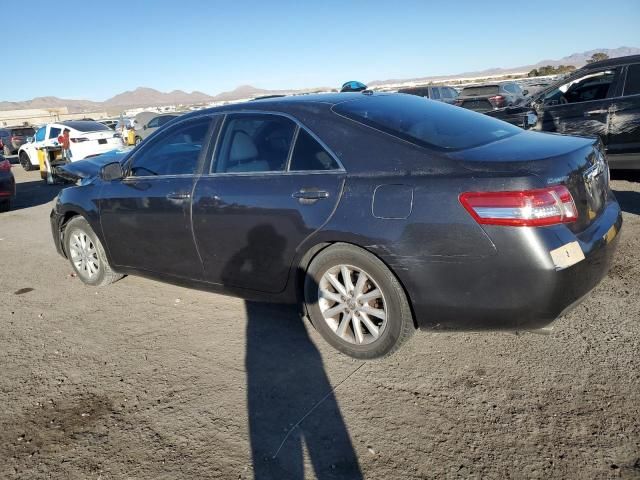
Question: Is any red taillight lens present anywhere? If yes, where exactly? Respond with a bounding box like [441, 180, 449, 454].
[489, 95, 505, 107]
[0, 159, 11, 172]
[459, 186, 578, 227]
[70, 137, 89, 143]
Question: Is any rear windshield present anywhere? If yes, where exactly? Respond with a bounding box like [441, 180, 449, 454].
[460, 85, 500, 96]
[62, 121, 111, 132]
[332, 94, 520, 150]
[11, 128, 35, 136]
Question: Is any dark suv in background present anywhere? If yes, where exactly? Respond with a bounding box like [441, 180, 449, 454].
[398, 85, 459, 104]
[455, 82, 525, 112]
[0, 126, 35, 155]
[487, 55, 640, 169]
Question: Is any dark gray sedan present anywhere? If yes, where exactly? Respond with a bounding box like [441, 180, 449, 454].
[50, 93, 621, 358]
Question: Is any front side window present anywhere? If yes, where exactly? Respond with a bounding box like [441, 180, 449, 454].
[333, 94, 520, 151]
[430, 88, 441, 100]
[129, 118, 211, 177]
[214, 114, 296, 173]
[147, 117, 160, 128]
[543, 69, 619, 105]
[289, 130, 340, 171]
[35, 127, 46, 142]
[624, 63, 640, 96]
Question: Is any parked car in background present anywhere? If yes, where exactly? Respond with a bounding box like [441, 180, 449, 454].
[487, 55, 640, 169]
[134, 113, 179, 145]
[18, 121, 123, 171]
[519, 81, 552, 97]
[456, 82, 525, 112]
[99, 119, 119, 130]
[0, 157, 15, 211]
[397, 85, 459, 104]
[51, 93, 620, 359]
[0, 126, 35, 155]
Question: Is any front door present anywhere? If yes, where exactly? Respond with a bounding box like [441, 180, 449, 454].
[98, 116, 215, 280]
[608, 62, 640, 162]
[536, 67, 623, 143]
[191, 113, 345, 293]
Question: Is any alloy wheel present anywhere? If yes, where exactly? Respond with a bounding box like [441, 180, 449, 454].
[69, 231, 100, 280]
[318, 264, 388, 345]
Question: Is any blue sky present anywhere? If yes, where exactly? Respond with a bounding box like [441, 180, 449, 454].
[2, 0, 639, 101]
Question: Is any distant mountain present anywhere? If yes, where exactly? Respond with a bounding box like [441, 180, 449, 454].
[1, 47, 638, 112]
[368, 46, 640, 87]
[104, 87, 215, 107]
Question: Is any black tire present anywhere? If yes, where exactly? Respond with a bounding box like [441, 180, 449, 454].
[3, 145, 11, 156]
[19, 152, 34, 171]
[304, 243, 415, 359]
[63, 216, 123, 286]
[135, 136, 142, 146]
[0, 199, 10, 212]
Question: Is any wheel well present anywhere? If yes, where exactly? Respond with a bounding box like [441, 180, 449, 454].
[58, 211, 81, 257]
[295, 241, 418, 329]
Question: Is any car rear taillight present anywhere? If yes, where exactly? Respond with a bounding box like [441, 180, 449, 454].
[459, 186, 578, 227]
[0, 159, 11, 172]
[488, 95, 505, 107]
[70, 137, 89, 143]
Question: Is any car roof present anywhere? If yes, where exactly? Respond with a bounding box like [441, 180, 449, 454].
[582, 54, 640, 70]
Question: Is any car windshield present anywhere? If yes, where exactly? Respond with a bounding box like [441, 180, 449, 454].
[62, 121, 111, 132]
[332, 94, 520, 150]
[460, 85, 500, 96]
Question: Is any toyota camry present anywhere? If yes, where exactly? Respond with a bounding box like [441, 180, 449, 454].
[50, 93, 622, 359]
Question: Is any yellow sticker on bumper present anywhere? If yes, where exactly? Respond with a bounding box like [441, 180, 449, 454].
[550, 241, 585, 270]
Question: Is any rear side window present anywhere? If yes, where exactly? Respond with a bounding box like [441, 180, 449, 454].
[49, 127, 61, 139]
[11, 128, 34, 136]
[461, 85, 500, 96]
[214, 114, 296, 173]
[624, 64, 640, 96]
[129, 118, 211, 176]
[333, 94, 520, 151]
[289, 130, 340, 171]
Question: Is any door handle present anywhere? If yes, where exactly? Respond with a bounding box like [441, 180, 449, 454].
[166, 192, 191, 200]
[292, 189, 330, 200]
[584, 109, 608, 117]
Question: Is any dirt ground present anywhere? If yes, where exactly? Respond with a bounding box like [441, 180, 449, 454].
[0, 165, 639, 480]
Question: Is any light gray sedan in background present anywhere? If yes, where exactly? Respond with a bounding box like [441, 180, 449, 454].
[134, 113, 180, 145]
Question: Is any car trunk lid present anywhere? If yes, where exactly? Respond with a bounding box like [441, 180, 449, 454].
[448, 130, 609, 233]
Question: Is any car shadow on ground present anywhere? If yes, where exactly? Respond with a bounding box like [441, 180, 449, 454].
[10, 179, 66, 211]
[612, 190, 640, 215]
[222, 223, 362, 479]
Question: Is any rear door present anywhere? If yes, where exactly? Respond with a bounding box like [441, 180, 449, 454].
[98, 116, 215, 279]
[537, 67, 623, 141]
[192, 113, 344, 293]
[607, 62, 640, 164]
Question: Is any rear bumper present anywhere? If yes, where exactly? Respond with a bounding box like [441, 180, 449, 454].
[401, 198, 622, 331]
[0, 174, 16, 198]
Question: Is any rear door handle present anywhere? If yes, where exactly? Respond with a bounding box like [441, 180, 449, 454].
[166, 192, 191, 200]
[292, 189, 330, 200]
[584, 109, 608, 117]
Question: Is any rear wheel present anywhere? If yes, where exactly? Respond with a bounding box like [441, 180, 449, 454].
[0, 199, 10, 212]
[64, 216, 123, 286]
[19, 152, 33, 171]
[304, 243, 415, 359]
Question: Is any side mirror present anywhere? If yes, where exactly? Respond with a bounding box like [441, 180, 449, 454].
[524, 112, 538, 129]
[100, 161, 124, 181]
[143, 125, 148, 130]
[522, 89, 529, 96]
[27, 136, 34, 143]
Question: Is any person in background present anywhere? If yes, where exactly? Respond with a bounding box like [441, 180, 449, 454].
[61, 128, 72, 162]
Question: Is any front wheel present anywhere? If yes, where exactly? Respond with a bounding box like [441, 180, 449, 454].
[304, 244, 415, 359]
[19, 152, 34, 171]
[64, 216, 123, 286]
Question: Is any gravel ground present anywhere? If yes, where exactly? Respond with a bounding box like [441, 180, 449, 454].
[0, 166, 639, 480]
